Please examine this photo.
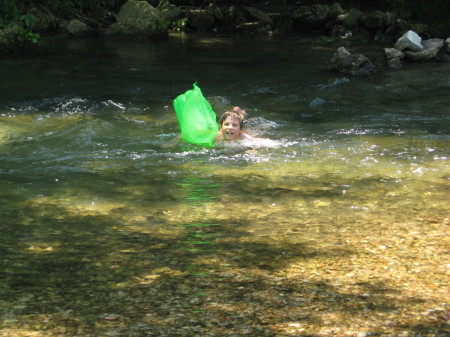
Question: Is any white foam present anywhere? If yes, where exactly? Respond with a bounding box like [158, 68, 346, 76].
[217, 137, 298, 149]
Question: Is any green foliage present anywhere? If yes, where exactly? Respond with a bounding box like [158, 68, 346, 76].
[0, 0, 103, 45]
[320, 36, 335, 44]
[19, 13, 37, 29]
[0, 0, 19, 27]
[34, 0, 103, 19]
[18, 28, 41, 44]
[159, 0, 170, 7]
[173, 17, 188, 31]
[157, 19, 169, 32]
[0, 1, 41, 44]
[18, 13, 41, 44]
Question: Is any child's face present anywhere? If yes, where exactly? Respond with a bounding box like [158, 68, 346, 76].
[220, 116, 242, 141]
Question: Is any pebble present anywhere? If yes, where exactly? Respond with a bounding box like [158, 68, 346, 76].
[99, 313, 121, 321]
[357, 332, 378, 337]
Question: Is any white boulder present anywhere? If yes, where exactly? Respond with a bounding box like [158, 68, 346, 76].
[394, 30, 423, 51]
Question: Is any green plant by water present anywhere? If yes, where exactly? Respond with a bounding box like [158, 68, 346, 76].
[0, 1, 39, 44]
[0, 0, 19, 28]
[18, 13, 40, 44]
[0, 0, 103, 44]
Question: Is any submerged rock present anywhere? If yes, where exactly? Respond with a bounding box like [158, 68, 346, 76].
[309, 98, 327, 107]
[327, 47, 375, 76]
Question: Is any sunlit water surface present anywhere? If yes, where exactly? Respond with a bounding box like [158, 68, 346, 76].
[0, 33, 448, 336]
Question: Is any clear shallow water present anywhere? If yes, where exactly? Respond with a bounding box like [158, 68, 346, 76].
[0, 33, 449, 336]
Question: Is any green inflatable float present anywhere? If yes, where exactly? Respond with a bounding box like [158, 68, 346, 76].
[173, 83, 219, 147]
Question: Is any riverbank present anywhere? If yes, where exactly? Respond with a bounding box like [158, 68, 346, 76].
[1, 0, 449, 57]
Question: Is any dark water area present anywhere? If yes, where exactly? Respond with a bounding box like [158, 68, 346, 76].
[0, 33, 449, 336]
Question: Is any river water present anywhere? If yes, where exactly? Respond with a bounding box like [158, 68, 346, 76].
[0, 34, 449, 336]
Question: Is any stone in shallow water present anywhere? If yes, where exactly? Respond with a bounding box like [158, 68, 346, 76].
[309, 97, 327, 107]
[394, 30, 423, 51]
[327, 46, 375, 76]
[404, 39, 444, 62]
[384, 47, 405, 60]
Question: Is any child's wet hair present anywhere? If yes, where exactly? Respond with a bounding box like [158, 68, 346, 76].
[218, 110, 244, 129]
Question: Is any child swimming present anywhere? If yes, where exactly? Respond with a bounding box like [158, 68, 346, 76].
[164, 106, 253, 148]
[214, 106, 254, 142]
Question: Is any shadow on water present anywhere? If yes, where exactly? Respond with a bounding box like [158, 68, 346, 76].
[1, 164, 448, 336]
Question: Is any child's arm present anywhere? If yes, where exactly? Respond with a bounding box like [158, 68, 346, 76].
[240, 131, 254, 140]
[232, 106, 247, 118]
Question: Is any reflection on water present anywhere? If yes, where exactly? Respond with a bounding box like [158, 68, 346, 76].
[0, 34, 449, 336]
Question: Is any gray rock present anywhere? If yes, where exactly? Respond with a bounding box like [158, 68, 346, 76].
[387, 58, 403, 69]
[67, 19, 96, 38]
[404, 39, 444, 62]
[220, 5, 245, 31]
[293, 4, 334, 30]
[446, 37, 450, 53]
[106, 0, 167, 39]
[159, 3, 182, 23]
[394, 30, 423, 51]
[245, 7, 273, 25]
[337, 8, 364, 28]
[384, 47, 404, 60]
[209, 4, 224, 21]
[270, 13, 293, 33]
[422, 38, 444, 50]
[186, 9, 215, 31]
[329, 3, 345, 18]
[382, 18, 408, 43]
[327, 46, 375, 76]
[309, 98, 326, 107]
[360, 11, 390, 30]
[329, 24, 351, 38]
[0, 22, 21, 51]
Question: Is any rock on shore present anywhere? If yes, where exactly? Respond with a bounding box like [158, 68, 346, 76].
[105, 0, 168, 39]
[2, 0, 450, 62]
[385, 30, 446, 67]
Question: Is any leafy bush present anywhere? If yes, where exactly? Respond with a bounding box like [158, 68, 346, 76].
[0, 0, 19, 27]
[18, 13, 41, 43]
[33, 0, 103, 19]
[0, 1, 41, 44]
